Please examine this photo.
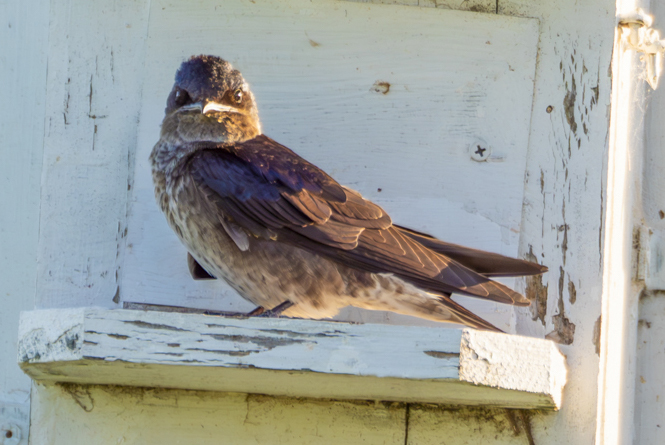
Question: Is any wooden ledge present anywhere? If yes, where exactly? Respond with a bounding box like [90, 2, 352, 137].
[18, 308, 566, 409]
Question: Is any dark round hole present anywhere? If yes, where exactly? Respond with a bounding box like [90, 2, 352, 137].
[5, 430, 13, 438]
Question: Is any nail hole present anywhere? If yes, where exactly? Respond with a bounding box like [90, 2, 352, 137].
[371, 80, 391, 95]
[546, 105, 554, 113]
[6, 431, 13, 439]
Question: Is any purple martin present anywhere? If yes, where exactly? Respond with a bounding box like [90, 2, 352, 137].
[150, 55, 547, 332]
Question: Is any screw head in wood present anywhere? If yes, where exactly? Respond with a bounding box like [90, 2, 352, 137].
[469, 140, 491, 162]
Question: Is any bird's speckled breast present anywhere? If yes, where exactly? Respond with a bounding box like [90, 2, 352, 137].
[151, 143, 353, 318]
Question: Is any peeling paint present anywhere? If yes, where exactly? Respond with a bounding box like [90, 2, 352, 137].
[560, 198, 569, 265]
[123, 320, 191, 332]
[568, 279, 577, 304]
[563, 73, 578, 134]
[525, 246, 548, 325]
[106, 333, 129, 340]
[546, 267, 576, 345]
[423, 350, 458, 359]
[204, 333, 310, 350]
[371, 80, 391, 94]
[20, 308, 565, 409]
[593, 316, 601, 355]
[185, 348, 253, 357]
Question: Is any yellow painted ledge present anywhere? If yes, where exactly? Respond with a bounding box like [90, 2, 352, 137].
[18, 308, 566, 409]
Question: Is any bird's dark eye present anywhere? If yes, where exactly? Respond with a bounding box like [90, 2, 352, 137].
[233, 89, 243, 104]
[174, 88, 191, 107]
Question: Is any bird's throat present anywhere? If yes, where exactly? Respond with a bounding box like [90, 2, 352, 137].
[162, 110, 260, 145]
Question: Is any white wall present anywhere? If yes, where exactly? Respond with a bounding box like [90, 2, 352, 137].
[0, 0, 49, 442]
[633, 0, 665, 442]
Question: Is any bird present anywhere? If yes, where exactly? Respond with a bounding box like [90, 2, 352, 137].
[150, 55, 547, 332]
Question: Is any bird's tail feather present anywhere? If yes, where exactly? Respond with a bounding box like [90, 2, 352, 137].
[396, 225, 548, 278]
[348, 274, 503, 332]
[433, 296, 504, 332]
[397, 294, 504, 332]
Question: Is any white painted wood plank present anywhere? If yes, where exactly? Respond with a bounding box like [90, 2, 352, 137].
[18, 308, 567, 409]
[36, 0, 151, 309]
[123, 0, 540, 330]
[0, 0, 50, 442]
[497, 0, 616, 444]
[634, 291, 665, 445]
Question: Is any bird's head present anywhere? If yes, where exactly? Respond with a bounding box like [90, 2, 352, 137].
[162, 55, 261, 143]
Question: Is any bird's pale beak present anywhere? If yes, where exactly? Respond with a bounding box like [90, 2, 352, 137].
[179, 101, 239, 115]
[202, 101, 239, 115]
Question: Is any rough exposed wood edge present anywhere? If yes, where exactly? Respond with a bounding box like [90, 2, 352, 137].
[18, 308, 567, 409]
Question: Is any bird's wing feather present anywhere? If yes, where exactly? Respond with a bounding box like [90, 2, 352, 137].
[339, 227, 530, 305]
[396, 225, 548, 277]
[187, 135, 530, 306]
[225, 136, 348, 203]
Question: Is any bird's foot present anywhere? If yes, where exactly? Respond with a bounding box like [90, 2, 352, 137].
[246, 306, 266, 316]
[121, 301, 293, 320]
[213, 305, 268, 318]
[256, 301, 294, 318]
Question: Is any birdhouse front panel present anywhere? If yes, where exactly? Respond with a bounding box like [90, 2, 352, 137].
[122, 0, 540, 331]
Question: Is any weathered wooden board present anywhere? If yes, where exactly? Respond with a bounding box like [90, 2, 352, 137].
[18, 308, 567, 409]
[36, 0, 152, 308]
[496, 0, 615, 443]
[122, 0, 540, 330]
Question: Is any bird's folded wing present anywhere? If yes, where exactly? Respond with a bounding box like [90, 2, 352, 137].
[187, 135, 530, 306]
[396, 225, 548, 277]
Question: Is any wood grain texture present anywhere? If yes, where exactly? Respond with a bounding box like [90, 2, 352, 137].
[18, 308, 567, 409]
[123, 0, 540, 330]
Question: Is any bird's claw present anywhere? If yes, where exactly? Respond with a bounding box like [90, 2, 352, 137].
[256, 301, 294, 318]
